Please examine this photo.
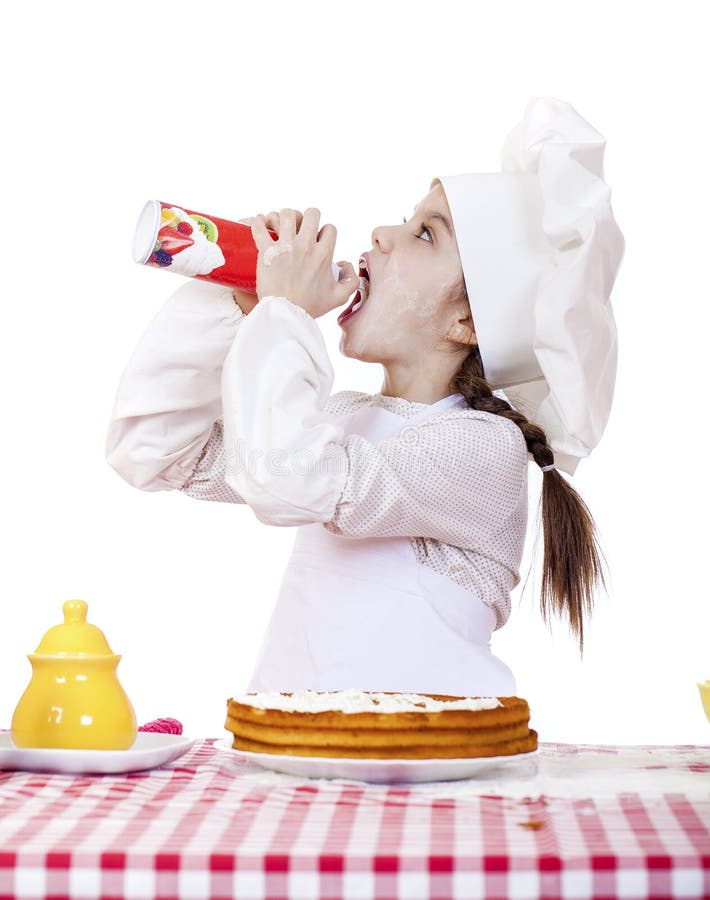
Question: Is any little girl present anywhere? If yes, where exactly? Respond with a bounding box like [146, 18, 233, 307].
[106, 97, 624, 697]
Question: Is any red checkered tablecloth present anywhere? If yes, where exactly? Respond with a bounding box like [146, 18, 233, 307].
[1, 740, 709, 899]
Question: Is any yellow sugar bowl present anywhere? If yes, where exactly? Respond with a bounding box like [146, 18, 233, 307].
[11, 599, 137, 750]
[698, 680, 710, 724]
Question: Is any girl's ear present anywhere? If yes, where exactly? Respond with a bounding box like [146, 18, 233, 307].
[445, 318, 477, 347]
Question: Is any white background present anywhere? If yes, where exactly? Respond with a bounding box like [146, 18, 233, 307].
[1, 0, 708, 745]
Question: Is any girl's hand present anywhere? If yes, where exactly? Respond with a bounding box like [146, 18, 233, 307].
[232, 212, 304, 314]
[250, 207, 358, 319]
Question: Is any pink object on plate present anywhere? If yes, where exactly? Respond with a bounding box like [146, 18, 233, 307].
[138, 718, 183, 735]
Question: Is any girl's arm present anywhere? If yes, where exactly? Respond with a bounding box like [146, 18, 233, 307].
[221, 295, 528, 545]
[105, 279, 248, 501]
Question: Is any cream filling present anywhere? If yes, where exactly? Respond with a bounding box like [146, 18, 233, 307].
[230, 689, 503, 714]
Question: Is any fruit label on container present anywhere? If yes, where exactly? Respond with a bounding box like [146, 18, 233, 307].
[141, 201, 262, 291]
[149, 205, 224, 276]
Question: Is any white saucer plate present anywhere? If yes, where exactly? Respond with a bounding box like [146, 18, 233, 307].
[0, 732, 195, 775]
[215, 739, 539, 783]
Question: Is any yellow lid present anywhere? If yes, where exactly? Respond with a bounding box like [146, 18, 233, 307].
[34, 600, 115, 656]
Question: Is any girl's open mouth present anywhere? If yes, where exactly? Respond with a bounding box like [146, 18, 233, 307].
[338, 260, 370, 327]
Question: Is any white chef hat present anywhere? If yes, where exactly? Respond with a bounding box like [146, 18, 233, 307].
[434, 96, 625, 476]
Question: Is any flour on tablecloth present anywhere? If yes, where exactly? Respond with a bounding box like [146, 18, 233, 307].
[217, 743, 710, 801]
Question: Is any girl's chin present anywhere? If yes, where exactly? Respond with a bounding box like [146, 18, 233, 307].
[338, 337, 382, 364]
[338, 330, 370, 362]
[338, 333, 359, 359]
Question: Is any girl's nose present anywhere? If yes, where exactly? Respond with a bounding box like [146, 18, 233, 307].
[371, 223, 397, 250]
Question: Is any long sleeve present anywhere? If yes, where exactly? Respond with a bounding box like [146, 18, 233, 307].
[221, 295, 348, 525]
[221, 295, 529, 547]
[105, 279, 247, 497]
[322, 414, 528, 547]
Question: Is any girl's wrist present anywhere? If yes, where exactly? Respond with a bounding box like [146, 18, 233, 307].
[232, 289, 258, 315]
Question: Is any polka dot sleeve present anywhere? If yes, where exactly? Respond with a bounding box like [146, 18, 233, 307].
[324, 411, 528, 547]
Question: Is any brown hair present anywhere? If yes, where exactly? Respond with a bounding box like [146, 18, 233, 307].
[446, 278, 608, 656]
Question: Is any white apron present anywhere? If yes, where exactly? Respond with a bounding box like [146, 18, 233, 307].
[246, 393, 516, 697]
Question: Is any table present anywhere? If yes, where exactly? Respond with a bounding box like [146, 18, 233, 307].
[1, 739, 709, 899]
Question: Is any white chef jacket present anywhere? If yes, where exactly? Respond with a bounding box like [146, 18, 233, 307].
[106, 279, 530, 631]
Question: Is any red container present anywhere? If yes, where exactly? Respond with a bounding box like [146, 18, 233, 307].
[133, 200, 341, 292]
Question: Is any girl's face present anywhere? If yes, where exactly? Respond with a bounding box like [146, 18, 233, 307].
[338, 181, 465, 365]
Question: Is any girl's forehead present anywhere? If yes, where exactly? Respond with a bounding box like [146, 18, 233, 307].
[416, 181, 448, 212]
[411, 184, 455, 242]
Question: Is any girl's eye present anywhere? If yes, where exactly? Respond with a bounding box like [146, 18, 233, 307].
[402, 216, 433, 243]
